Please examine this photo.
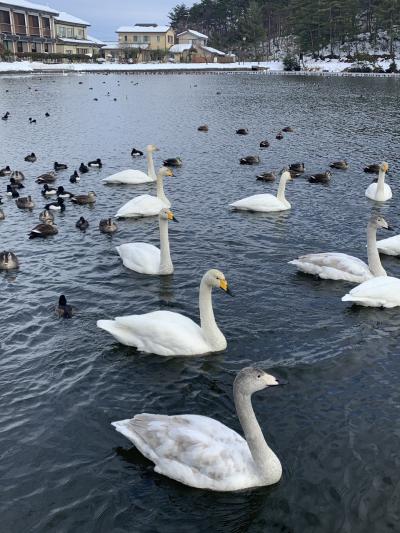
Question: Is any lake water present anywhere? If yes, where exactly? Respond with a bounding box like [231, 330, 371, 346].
[1, 72, 400, 533]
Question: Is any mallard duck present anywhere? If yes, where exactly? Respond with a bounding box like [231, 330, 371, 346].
[256, 171, 275, 182]
[45, 197, 65, 211]
[0, 208, 5, 220]
[41, 184, 57, 196]
[88, 158, 102, 168]
[308, 171, 332, 183]
[10, 170, 24, 183]
[259, 140, 270, 148]
[163, 158, 182, 168]
[16, 196, 34, 209]
[6, 185, 19, 198]
[99, 218, 118, 234]
[131, 148, 144, 157]
[330, 160, 348, 170]
[364, 164, 380, 174]
[282, 126, 294, 132]
[71, 191, 96, 205]
[276, 132, 284, 140]
[36, 172, 56, 184]
[79, 163, 89, 174]
[0, 251, 19, 270]
[29, 221, 58, 239]
[24, 152, 36, 163]
[198, 124, 209, 132]
[57, 186, 74, 198]
[70, 170, 80, 183]
[76, 216, 89, 230]
[0, 166, 11, 176]
[240, 156, 260, 165]
[54, 162, 68, 171]
[39, 209, 54, 223]
[236, 128, 248, 135]
[57, 295, 73, 318]
[289, 162, 305, 173]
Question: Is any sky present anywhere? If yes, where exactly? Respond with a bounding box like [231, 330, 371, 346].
[50, 0, 195, 41]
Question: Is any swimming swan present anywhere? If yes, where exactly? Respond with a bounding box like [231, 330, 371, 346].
[230, 170, 292, 212]
[342, 276, 400, 308]
[97, 268, 232, 356]
[111, 367, 285, 491]
[365, 162, 392, 202]
[115, 167, 173, 218]
[116, 208, 177, 275]
[289, 215, 390, 283]
[377, 233, 400, 256]
[102, 145, 158, 185]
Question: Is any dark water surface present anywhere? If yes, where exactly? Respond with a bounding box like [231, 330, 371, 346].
[1, 72, 400, 533]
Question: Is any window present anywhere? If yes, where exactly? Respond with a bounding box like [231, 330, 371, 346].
[66, 50, 72, 54]
[66, 27, 73, 38]
[44, 43, 49, 52]
[124, 35, 127, 42]
[168, 35, 173, 44]
[31, 42, 37, 52]
[143, 35, 149, 42]
[157, 35, 160, 42]
[17, 41, 23, 52]
[133, 36, 137, 42]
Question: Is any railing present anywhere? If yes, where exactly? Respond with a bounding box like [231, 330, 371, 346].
[28, 26, 40, 36]
[0, 21, 11, 33]
[14, 24, 26, 35]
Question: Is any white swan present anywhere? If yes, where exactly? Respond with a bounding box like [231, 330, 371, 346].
[102, 145, 158, 185]
[115, 167, 173, 218]
[116, 208, 177, 275]
[97, 269, 232, 356]
[377, 233, 400, 256]
[112, 367, 285, 491]
[289, 215, 390, 283]
[342, 276, 400, 307]
[365, 162, 392, 201]
[230, 170, 292, 212]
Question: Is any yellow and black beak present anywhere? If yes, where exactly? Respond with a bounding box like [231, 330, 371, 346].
[167, 210, 178, 223]
[220, 279, 233, 296]
[166, 169, 174, 177]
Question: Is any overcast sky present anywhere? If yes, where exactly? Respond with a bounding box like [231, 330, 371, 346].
[51, 1, 195, 41]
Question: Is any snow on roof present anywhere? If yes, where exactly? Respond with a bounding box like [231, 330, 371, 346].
[55, 12, 90, 26]
[102, 42, 120, 50]
[1, 0, 59, 14]
[87, 35, 106, 46]
[58, 37, 103, 46]
[116, 25, 171, 34]
[201, 45, 225, 56]
[177, 29, 208, 39]
[169, 43, 192, 53]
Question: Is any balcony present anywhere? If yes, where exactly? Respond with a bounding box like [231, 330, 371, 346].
[42, 27, 51, 37]
[28, 26, 40, 36]
[0, 22, 11, 33]
[14, 24, 26, 35]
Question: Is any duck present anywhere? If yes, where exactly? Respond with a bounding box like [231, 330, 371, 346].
[88, 158, 102, 168]
[45, 112, 50, 117]
[163, 157, 182, 168]
[0, 165, 11, 176]
[79, 163, 89, 174]
[9, 177, 24, 189]
[289, 215, 391, 283]
[57, 295, 73, 318]
[240, 156, 260, 165]
[330, 160, 348, 170]
[231, 170, 292, 212]
[76, 216, 89, 230]
[1, 112, 10, 121]
[276, 132, 284, 140]
[99, 218, 118, 234]
[198, 124, 209, 132]
[97, 268, 232, 355]
[54, 162, 68, 171]
[70, 170, 80, 183]
[111, 367, 285, 491]
[39, 209, 54, 223]
[115, 167, 174, 218]
[10, 170, 24, 183]
[36, 172, 56, 184]
[24, 152, 37, 163]
[365, 162, 391, 201]
[308, 171, 332, 183]
[57, 186, 74, 198]
[131, 148, 144, 157]
[71, 191, 96, 205]
[16, 196, 34, 209]
[29, 117, 36, 124]
[256, 171, 275, 182]
[364, 163, 380, 174]
[102, 145, 159, 184]
[28, 221, 58, 239]
[0, 251, 19, 270]
[41, 184, 57, 196]
[0, 208, 5, 220]
[236, 128, 248, 135]
[282, 126, 294, 132]
[259, 140, 270, 148]
[45, 197, 65, 211]
[6, 185, 19, 198]
[289, 162, 305, 173]
[116, 208, 177, 275]
[342, 276, 400, 308]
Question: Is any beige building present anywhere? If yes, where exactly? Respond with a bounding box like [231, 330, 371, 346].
[169, 29, 227, 63]
[115, 23, 175, 61]
[55, 12, 104, 57]
[0, 0, 58, 54]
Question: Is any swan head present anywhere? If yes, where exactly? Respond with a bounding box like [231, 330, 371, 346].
[234, 367, 287, 395]
[160, 208, 178, 222]
[380, 162, 389, 173]
[370, 215, 392, 231]
[280, 170, 292, 182]
[204, 269, 233, 296]
[159, 166, 174, 177]
[146, 144, 159, 153]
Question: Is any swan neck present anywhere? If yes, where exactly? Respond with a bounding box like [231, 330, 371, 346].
[199, 277, 226, 350]
[376, 168, 385, 197]
[159, 217, 173, 274]
[147, 150, 156, 180]
[367, 222, 386, 276]
[156, 173, 169, 206]
[277, 176, 288, 203]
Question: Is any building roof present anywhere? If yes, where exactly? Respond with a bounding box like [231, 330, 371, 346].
[169, 43, 192, 53]
[201, 45, 225, 56]
[102, 41, 119, 50]
[177, 29, 208, 39]
[58, 37, 103, 46]
[87, 35, 106, 46]
[116, 24, 171, 34]
[55, 11, 90, 26]
[0, 0, 59, 14]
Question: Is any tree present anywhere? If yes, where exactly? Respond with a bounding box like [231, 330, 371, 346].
[168, 3, 190, 33]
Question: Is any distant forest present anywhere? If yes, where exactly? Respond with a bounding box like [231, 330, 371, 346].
[169, 0, 400, 58]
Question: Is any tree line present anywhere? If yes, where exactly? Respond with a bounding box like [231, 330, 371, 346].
[169, 0, 400, 58]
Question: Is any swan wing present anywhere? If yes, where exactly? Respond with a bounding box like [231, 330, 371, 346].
[377, 234, 400, 256]
[98, 310, 211, 356]
[365, 182, 392, 201]
[230, 194, 288, 212]
[342, 276, 400, 307]
[112, 414, 259, 490]
[102, 169, 154, 184]
[116, 242, 160, 274]
[115, 195, 166, 218]
[289, 252, 372, 282]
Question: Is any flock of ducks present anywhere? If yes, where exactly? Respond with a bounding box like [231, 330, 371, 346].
[2, 86, 399, 494]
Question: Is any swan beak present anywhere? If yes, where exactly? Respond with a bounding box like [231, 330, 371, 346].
[275, 378, 288, 386]
[167, 211, 178, 222]
[166, 169, 174, 177]
[220, 279, 233, 296]
[382, 162, 389, 172]
[386, 225, 394, 231]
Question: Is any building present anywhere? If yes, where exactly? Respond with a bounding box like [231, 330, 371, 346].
[0, 0, 58, 54]
[55, 12, 104, 57]
[115, 23, 175, 61]
[169, 29, 227, 63]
